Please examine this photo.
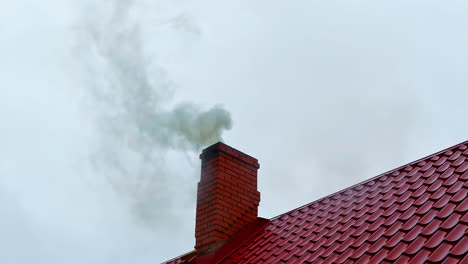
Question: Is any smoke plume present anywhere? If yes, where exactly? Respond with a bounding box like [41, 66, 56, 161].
[77, 0, 231, 226]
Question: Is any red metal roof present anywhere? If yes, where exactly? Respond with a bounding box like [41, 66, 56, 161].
[165, 140, 468, 264]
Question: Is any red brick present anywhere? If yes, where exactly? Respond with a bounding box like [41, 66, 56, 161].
[195, 142, 261, 253]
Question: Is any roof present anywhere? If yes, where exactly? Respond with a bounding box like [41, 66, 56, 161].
[165, 140, 468, 264]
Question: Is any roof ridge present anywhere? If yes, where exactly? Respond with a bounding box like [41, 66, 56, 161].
[269, 139, 468, 221]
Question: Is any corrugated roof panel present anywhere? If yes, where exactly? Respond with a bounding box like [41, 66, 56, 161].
[219, 141, 468, 264]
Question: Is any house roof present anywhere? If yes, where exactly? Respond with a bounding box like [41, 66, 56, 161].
[164, 140, 468, 264]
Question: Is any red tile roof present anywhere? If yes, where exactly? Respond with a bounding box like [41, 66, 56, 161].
[164, 140, 468, 264]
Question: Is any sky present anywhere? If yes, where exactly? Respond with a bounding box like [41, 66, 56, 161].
[0, 0, 467, 263]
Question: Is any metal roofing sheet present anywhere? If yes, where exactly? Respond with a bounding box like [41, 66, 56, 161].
[219, 141, 468, 263]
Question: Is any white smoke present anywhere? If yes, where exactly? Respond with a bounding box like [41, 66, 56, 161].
[0, 1, 230, 263]
[76, 0, 231, 226]
[80, 0, 231, 149]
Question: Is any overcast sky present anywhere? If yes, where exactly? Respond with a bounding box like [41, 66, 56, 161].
[1, 0, 467, 263]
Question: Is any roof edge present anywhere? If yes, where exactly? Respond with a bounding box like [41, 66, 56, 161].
[161, 250, 197, 264]
[270, 139, 468, 221]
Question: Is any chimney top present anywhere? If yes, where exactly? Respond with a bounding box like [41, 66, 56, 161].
[199, 142, 260, 169]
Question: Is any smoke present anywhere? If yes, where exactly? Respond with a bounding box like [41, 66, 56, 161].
[77, 0, 231, 226]
[0, 0, 231, 263]
[80, 0, 231, 149]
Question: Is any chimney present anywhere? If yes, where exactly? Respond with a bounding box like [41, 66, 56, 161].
[195, 142, 260, 253]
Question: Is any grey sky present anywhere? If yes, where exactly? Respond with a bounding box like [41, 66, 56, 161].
[1, 0, 467, 263]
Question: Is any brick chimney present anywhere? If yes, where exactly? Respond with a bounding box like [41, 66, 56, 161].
[195, 142, 260, 253]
